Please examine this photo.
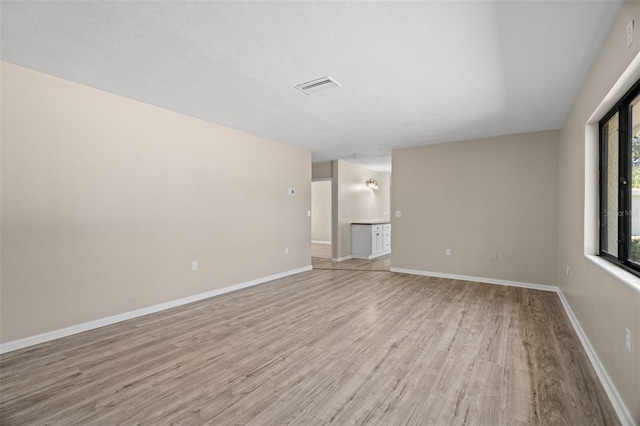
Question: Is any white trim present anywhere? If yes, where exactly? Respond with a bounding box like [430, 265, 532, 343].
[389, 267, 557, 292]
[389, 267, 634, 426]
[587, 52, 640, 123]
[0, 265, 312, 354]
[352, 250, 391, 260]
[331, 255, 352, 262]
[556, 290, 635, 426]
[311, 240, 331, 245]
[585, 255, 640, 295]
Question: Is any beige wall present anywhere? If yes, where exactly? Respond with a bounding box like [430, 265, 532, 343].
[312, 161, 333, 180]
[332, 160, 391, 260]
[392, 130, 559, 286]
[311, 181, 331, 243]
[559, 1, 640, 421]
[0, 62, 312, 343]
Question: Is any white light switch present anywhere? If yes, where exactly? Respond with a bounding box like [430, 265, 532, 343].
[307, 210, 311, 217]
[192, 261, 198, 271]
[628, 20, 634, 48]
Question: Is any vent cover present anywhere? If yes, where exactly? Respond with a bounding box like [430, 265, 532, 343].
[295, 76, 341, 95]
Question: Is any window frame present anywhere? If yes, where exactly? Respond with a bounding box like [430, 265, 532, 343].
[599, 79, 640, 276]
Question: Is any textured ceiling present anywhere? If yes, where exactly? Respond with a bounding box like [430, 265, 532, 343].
[0, 1, 623, 172]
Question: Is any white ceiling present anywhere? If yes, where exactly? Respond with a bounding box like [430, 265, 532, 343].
[1, 1, 623, 172]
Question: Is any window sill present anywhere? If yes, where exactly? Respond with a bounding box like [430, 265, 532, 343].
[585, 255, 640, 295]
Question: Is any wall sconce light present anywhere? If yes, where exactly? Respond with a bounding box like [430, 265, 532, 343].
[365, 178, 379, 190]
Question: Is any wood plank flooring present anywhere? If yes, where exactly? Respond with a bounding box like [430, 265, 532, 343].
[311, 243, 331, 259]
[0, 268, 618, 425]
[312, 254, 391, 272]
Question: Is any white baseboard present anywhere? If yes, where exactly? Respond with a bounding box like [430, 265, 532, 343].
[331, 255, 353, 262]
[353, 250, 391, 260]
[389, 267, 558, 292]
[311, 240, 331, 245]
[389, 266, 634, 426]
[556, 290, 635, 426]
[0, 265, 312, 354]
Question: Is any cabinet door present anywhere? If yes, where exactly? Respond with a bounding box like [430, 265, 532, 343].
[372, 229, 383, 254]
[371, 231, 378, 254]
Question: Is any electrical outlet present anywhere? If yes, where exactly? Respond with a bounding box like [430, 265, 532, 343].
[627, 20, 634, 48]
[192, 261, 198, 271]
[395, 211, 402, 217]
[566, 265, 570, 276]
[446, 248, 451, 256]
[625, 328, 632, 352]
[490, 253, 498, 261]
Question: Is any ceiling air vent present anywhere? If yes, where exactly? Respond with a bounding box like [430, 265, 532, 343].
[295, 76, 341, 95]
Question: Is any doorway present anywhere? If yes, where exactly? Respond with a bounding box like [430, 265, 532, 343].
[311, 180, 332, 258]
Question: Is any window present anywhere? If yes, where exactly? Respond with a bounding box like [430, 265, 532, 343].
[599, 80, 640, 275]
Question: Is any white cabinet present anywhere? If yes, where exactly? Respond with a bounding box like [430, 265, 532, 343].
[383, 223, 391, 253]
[351, 223, 391, 259]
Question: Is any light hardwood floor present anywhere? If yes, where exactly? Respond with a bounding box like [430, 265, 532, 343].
[312, 254, 391, 272]
[311, 242, 331, 259]
[0, 267, 618, 425]
[311, 243, 391, 272]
